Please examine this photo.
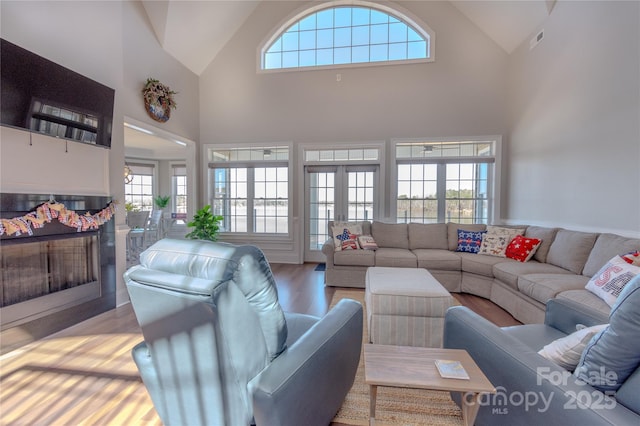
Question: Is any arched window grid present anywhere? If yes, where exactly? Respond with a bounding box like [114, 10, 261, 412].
[260, 2, 434, 72]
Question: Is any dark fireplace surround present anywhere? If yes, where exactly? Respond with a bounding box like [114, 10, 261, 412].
[0, 193, 115, 354]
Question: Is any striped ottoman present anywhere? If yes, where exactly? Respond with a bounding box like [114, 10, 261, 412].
[365, 267, 455, 348]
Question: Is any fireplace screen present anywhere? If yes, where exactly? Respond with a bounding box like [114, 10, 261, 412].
[1, 233, 100, 325]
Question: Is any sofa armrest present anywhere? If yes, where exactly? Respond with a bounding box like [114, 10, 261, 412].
[321, 238, 336, 267]
[545, 298, 609, 334]
[443, 306, 637, 425]
[250, 299, 363, 426]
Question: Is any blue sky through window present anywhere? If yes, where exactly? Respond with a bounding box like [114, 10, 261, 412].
[264, 6, 429, 70]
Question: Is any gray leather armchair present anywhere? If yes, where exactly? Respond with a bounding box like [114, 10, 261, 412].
[124, 239, 363, 426]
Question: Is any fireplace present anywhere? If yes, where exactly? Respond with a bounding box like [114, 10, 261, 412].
[0, 193, 115, 354]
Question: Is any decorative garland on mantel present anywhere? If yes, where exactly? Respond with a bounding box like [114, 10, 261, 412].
[0, 201, 116, 237]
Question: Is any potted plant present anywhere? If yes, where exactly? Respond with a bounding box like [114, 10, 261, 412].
[185, 205, 224, 241]
[154, 195, 170, 210]
[125, 202, 140, 212]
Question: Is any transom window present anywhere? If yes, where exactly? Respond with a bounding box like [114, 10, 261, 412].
[394, 139, 499, 224]
[262, 2, 433, 70]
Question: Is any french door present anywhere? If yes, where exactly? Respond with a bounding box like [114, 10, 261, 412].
[304, 165, 378, 262]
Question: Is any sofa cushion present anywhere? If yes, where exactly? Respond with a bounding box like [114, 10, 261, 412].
[328, 220, 371, 238]
[585, 255, 640, 307]
[413, 249, 461, 271]
[555, 290, 611, 318]
[460, 252, 512, 277]
[524, 226, 559, 263]
[333, 249, 375, 267]
[374, 248, 417, 267]
[582, 233, 640, 277]
[546, 230, 598, 274]
[372, 221, 409, 249]
[517, 273, 590, 304]
[493, 261, 573, 290]
[538, 324, 609, 371]
[447, 222, 486, 251]
[575, 274, 640, 392]
[408, 223, 448, 250]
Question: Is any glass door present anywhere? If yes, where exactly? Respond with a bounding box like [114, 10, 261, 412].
[305, 165, 377, 262]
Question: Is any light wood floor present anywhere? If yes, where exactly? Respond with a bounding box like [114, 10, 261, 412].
[0, 263, 519, 425]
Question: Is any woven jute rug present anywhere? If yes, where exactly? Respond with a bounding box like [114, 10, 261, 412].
[331, 289, 464, 426]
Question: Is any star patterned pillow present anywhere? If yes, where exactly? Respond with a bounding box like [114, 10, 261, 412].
[331, 223, 362, 252]
[455, 229, 487, 253]
[505, 235, 542, 262]
[332, 226, 361, 252]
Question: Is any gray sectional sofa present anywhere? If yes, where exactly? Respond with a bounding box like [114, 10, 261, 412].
[322, 221, 640, 324]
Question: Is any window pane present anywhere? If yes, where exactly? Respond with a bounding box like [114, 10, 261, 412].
[262, 6, 430, 70]
[282, 32, 299, 51]
[317, 29, 333, 48]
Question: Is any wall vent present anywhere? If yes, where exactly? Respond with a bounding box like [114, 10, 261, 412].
[530, 30, 544, 50]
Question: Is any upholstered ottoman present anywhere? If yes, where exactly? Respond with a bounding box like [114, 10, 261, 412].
[365, 267, 455, 347]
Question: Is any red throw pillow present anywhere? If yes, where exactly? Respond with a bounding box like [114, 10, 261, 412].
[505, 235, 542, 262]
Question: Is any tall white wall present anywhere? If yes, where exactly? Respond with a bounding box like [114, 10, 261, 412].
[199, 0, 509, 258]
[200, 1, 508, 144]
[506, 0, 640, 236]
[1, 0, 199, 304]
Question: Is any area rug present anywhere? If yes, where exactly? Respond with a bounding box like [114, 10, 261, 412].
[330, 289, 464, 426]
[314, 262, 326, 272]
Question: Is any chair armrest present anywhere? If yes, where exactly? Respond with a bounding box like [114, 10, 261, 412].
[544, 298, 609, 334]
[250, 299, 363, 426]
[443, 306, 636, 425]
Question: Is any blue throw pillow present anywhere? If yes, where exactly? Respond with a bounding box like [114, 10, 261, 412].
[455, 229, 486, 253]
[574, 274, 640, 392]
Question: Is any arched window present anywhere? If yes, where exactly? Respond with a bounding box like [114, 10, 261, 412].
[261, 1, 433, 71]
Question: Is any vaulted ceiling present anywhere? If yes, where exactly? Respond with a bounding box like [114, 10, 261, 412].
[141, 0, 556, 76]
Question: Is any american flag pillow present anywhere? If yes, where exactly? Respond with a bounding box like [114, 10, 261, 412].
[455, 229, 486, 253]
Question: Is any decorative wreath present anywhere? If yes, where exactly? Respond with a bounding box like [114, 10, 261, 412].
[142, 78, 177, 122]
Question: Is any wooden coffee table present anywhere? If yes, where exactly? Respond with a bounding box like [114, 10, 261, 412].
[364, 344, 495, 426]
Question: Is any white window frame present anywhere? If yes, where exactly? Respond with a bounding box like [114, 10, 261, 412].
[391, 136, 502, 224]
[124, 159, 158, 212]
[257, 0, 435, 73]
[204, 143, 294, 243]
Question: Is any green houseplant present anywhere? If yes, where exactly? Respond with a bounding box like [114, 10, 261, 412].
[154, 195, 171, 210]
[185, 205, 224, 241]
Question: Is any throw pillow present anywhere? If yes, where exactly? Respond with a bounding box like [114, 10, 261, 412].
[575, 274, 640, 392]
[478, 226, 525, 257]
[538, 324, 608, 371]
[358, 235, 378, 250]
[505, 235, 542, 262]
[333, 227, 360, 252]
[332, 222, 362, 252]
[585, 255, 640, 307]
[455, 229, 486, 253]
[622, 250, 640, 266]
[340, 234, 360, 250]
